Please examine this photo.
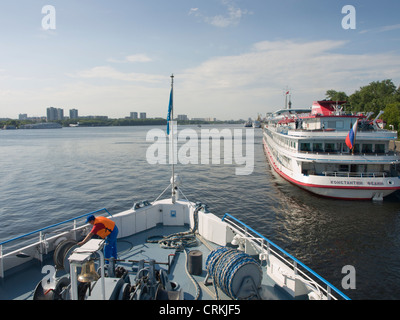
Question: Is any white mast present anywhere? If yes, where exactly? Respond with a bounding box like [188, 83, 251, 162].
[170, 74, 176, 203]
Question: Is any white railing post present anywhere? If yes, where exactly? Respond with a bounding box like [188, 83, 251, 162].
[73, 219, 77, 240]
[327, 286, 331, 300]
[39, 231, 44, 264]
[0, 245, 4, 279]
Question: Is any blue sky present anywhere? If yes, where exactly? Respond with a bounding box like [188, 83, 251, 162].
[1, 0, 400, 120]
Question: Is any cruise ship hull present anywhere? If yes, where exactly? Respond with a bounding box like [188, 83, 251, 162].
[263, 138, 400, 200]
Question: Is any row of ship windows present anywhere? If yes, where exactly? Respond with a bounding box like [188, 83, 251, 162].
[299, 142, 385, 154]
[271, 148, 292, 169]
[267, 131, 386, 154]
[267, 131, 298, 150]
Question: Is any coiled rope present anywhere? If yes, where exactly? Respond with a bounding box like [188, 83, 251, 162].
[146, 203, 200, 250]
[205, 247, 262, 300]
[147, 232, 197, 249]
[146, 204, 203, 299]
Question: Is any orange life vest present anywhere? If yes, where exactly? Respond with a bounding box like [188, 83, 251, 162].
[93, 216, 115, 239]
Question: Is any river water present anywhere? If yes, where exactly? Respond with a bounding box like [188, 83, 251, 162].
[1, 125, 399, 300]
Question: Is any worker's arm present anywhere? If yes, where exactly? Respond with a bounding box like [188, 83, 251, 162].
[78, 232, 95, 246]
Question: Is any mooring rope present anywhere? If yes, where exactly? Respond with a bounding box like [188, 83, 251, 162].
[147, 232, 197, 249]
[145, 204, 203, 299]
[146, 203, 201, 250]
[205, 247, 262, 300]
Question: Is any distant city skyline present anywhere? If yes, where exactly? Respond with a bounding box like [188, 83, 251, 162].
[1, 1, 399, 120]
[2, 108, 222, 121]
[4, 108, 221, 122]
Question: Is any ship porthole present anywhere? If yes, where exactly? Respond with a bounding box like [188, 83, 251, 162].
[388, 180, 394, 185]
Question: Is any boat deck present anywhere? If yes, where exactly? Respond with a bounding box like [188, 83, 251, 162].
[0, 224, 292, 300]
[116, 224, 291, 300]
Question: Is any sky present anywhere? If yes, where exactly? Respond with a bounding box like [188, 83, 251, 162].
[0, 0, 400, 120]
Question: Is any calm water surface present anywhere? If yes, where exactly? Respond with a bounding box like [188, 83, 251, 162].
[1, 125, 399, 300]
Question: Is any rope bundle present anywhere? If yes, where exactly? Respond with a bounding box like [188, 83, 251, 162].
[147, 232, 197, 249]
[205, 247, 262, 300]
[146, 204, 201, 250]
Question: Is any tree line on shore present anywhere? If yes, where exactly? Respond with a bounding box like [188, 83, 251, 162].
[325, 79, 400, 134]
[0, 117, 242, 129]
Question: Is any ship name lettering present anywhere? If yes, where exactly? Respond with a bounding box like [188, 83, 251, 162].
[367, 181, 384, 186]
[330, 180, 363, 186]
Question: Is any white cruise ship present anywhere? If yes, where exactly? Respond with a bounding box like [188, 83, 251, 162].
[263, 100, 400, 201]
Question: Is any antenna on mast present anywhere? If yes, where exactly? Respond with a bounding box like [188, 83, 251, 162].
[283, 86, 292, 109]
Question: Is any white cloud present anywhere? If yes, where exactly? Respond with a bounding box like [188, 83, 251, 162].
[70, 66, 167, 84]
[188, 8, 199, 15]
[125, 54, 152, 63]
[181, 39, 400, 90]
[359, 23, 400, 34]
[189, 0, 251, 28]
[0, 81, 167, 119]
[3, 40, 400, 120]
[379, 24, 400, 32]
[107, 54, 152, 63]
[177, 39, 400, 117]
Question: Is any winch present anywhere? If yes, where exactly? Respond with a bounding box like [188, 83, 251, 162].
[33, 238, 181, 300]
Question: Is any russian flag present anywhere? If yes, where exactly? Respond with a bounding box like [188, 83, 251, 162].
[345, 119, 358, 150]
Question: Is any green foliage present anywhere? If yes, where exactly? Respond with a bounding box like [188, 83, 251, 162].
[57, 118, 167, 127]
[347, 79, 399, 114]
[382, 103, 400, 131]
[325, 90, 348, 102]
[1, 117, 240, 129]
[325, 79, 400, 137]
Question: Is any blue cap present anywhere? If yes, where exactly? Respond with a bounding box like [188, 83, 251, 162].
[86, 215, 95, 223]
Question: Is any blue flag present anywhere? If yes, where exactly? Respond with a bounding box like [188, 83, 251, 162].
[166, 87, 173, 135]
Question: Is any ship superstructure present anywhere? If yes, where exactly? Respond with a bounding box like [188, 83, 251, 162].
[263, 101, 400, 200]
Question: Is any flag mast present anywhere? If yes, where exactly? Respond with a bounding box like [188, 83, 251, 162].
[351, 118, 358, 155]
[170, 74, 176, 203]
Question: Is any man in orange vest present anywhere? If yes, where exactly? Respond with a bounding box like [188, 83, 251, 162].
[78, 215, 119, 260]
